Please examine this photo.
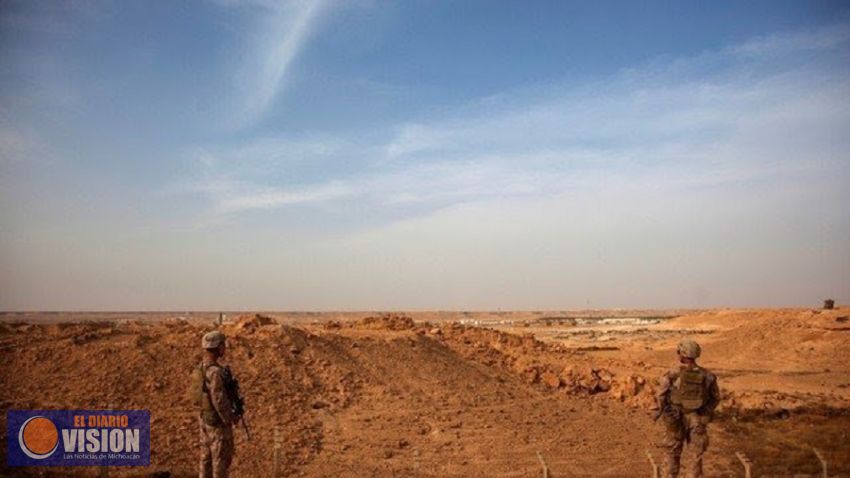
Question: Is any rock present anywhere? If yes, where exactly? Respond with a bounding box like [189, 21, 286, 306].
[356, 314, 416, 331]
[541, 371, 562, 389]
[163, 317, 188, 327]
[233, 314, 272, 333]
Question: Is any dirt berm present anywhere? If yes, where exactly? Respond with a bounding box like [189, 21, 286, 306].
[1, 311, 848, 476]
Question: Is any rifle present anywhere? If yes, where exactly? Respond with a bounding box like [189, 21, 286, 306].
[223, 366, 252, 441]
[240, 413, 252, 441]
[653, 395, 666, 421]
[653, 403, 681, 422]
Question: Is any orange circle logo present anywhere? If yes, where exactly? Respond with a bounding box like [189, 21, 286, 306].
[19, 416, 59, 459]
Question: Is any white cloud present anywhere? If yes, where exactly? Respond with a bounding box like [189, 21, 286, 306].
[232, 0, 328, 127]
[217, 180, 354, 212]
[384, 124, 445, 159]
[182, 22, 850, 236]
[730, 23, 850, 57]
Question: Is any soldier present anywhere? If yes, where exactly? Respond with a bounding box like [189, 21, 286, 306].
[195, 331, 242, 478]
[655, 339, 720, 478]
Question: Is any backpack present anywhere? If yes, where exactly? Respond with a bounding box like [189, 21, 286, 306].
[670, 366, 706, 411]
[191, 363, 224, 427]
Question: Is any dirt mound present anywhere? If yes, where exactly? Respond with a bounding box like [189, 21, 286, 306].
[703, 308, 850, 371]
[0, 317, 658, 477]
[230, 313, 277, 333]
[0, 320, 365, 477]
[429, 322, 655, 408]
[351, 313, 417, 331]
[2, 309, 848, 476]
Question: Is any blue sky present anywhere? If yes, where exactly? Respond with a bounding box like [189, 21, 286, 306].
[1, 1, 848, 310]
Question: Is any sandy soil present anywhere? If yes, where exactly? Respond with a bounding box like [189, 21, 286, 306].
[1, 308, 848, 477]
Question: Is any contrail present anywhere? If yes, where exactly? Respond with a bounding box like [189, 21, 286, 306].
[240, 0, 326, 125]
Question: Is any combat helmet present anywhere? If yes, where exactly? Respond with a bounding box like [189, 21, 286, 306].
[202, 331, 226, 349]
[676, 339, 701, 359]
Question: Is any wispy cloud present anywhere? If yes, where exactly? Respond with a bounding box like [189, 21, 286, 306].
[384, 124, 444, 159]
[730, 22, 850, 57]
[217, 180, 352, 212]
[182, 22, 850, 228]
[231, 0, 328, 127]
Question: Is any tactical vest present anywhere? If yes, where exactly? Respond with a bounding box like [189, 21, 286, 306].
[669, 366, 707, 411]
[191, 363, 224, 427]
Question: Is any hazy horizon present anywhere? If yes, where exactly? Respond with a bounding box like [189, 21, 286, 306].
[0, 305, 840, 314]
[1, 1, 849, 310]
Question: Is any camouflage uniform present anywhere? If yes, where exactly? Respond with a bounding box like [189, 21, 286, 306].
[656, 364, 720, 478]
[199, 360, 238, 478]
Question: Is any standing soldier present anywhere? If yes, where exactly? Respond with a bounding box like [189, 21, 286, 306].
[194, 331, 242, 478]
[655, 339, 720, 478]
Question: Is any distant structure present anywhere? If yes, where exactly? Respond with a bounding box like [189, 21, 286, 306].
[823, 299, 835, 310]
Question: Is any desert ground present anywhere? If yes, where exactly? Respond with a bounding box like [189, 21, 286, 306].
[1, 307, 848, 477]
